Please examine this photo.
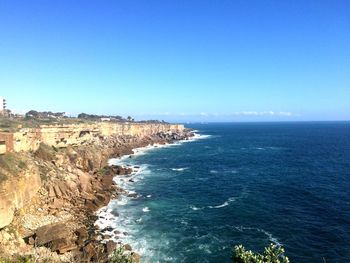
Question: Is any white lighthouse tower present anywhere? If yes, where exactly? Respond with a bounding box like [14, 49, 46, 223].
[0, 97, 6, 116]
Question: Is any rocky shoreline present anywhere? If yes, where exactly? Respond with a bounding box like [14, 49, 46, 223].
[0, 129, 193, 262]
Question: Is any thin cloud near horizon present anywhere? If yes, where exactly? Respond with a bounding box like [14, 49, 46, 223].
[134, 111, 295, 118]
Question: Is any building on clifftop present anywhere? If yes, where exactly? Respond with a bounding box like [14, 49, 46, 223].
[0, 97, 7, 117]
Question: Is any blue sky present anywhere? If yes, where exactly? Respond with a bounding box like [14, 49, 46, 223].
[0, 0, 349, 122]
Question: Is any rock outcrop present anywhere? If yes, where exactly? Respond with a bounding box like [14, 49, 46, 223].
[0, 122, 193, 262]
[0, 162, 41, 229]
[12, 123, 185, 152]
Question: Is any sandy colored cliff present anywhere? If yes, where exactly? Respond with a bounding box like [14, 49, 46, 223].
[11, 123, 184, 152]
[0, 122, 192, 262]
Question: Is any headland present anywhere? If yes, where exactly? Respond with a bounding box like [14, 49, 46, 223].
[0, 115, 193, 262]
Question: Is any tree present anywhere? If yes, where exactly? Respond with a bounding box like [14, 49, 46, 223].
[233, 243, 289, 263]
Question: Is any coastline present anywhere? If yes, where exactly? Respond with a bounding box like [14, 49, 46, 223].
[0, 125, 194, 262]
[94, 132, 209, 260]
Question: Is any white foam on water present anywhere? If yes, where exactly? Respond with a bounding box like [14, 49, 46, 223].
[171, 167, 189, 171]
[186, 133, 212, 141]
[190, 205, 203, 211]
[96, 131, 213, 260]
[142, 207, 150, 212]
[256, 228, 282, 246]
[116, 196, 129, 206]
[198, 243, 212, 254]
[208, 197, 236, 209]
[234, 226, 282, 246]
[108, 143, 179, 166]
[192, 189, 248, 211]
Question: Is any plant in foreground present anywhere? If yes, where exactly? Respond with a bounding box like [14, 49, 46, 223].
[109, 247, 135, 263]
[233, 243, 289, 263]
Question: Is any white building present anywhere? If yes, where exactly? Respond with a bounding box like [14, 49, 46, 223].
[0, 97, 3, 114]
[0, 97, 6, 116]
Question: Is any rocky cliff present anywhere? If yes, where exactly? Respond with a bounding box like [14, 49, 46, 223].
[0, 161, 41, 229]
[0, 122, 191, 262]
[12, 123, 184, 152]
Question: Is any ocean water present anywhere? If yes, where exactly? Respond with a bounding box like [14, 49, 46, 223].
[101, 122, 350, 262]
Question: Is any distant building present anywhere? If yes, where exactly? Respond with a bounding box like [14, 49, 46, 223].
[0, 97, 6, 116]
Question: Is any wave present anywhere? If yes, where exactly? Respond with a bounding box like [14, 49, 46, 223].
[142, 207, 150, 212]
[171, 167, 189, 171]
[108, 143, 182, 166]
[99, 131, 212, 260]
[190, 197, 237, 211]
[240, 146, 283, 151]
[208, 197, 236, 209]
[108, 131, 211, 166]
[190, 205, 203, 211]
[177, 132, 212, 144]
[190, 133, 212, 140]
[234, 226, 282, 246]
[191, 188, 249, 211]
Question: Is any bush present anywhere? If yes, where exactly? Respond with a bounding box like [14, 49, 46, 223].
[0, 153, 27, 177]
[34, 143, 55, 161]
[109, 247, 135, 263]
[233, 243, 289, 263]
[0, 254, 34, 263]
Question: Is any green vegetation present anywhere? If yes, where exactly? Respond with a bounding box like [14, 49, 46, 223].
[0, 113, 168, 133]
[98, 166, 111, 176]
[34, 143, 58, 181]
[233, 244, 289, 263]
[0, 254, 34, 263]
[0, 116, 95, 132]
[34, 143, 55, 162]
[78, 113, 125, 121]
[109, 247, 135, 263]
[0, 153, 27, 181]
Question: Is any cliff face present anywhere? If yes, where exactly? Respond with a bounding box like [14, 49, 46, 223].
[0, 123, 186, 230]
[12, 123, 184, 152]
[0, 162, 41, 229]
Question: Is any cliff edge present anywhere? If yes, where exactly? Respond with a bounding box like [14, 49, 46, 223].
[0, 122, 192, 262]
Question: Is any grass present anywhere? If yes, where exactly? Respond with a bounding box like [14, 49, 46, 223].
[0, 153, 27, 174]
[0, 153, 28, 181]
[0, 255, 34, 263]
[98, 166, 111, 176]
[34, 143, 55, 162]
[109, 247, 135, 263]
[0, 116, 96, 132]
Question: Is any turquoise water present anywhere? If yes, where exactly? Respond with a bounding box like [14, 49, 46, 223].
[101, 122, 350, 262]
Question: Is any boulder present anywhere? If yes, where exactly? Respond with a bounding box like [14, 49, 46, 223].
[48, 185, 56, 198]
[131, 252, 141, 262]
[34, 222, 77, 253]
[75, 226, 88, 246]
[51, 237, 77, 254]
[53, 185, 62, 198]
[123, 244, 132, 251]
[35, 222, 69, 245]
[106, 240, 117, 255]
[77, 170, 92, 192]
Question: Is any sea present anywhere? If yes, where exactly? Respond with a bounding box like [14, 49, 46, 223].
[96, 122, 350, 263]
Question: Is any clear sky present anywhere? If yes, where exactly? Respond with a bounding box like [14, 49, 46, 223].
[0, 0, 349, 122]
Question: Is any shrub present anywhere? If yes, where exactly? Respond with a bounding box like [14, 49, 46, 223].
[34, 143, 55, 161]
[0, 254, 34, 263]
[109, 247, 135, 263]
[0, 153, 27, 176]
[233, 243, 289, 263]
